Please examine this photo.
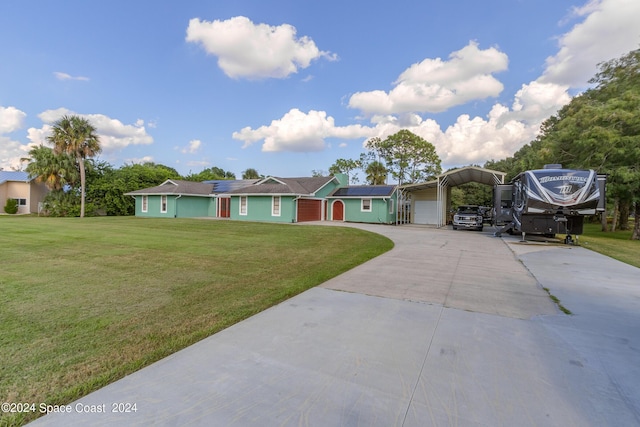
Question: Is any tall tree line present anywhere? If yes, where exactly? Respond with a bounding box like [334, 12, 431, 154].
[485, 48, 640, 239]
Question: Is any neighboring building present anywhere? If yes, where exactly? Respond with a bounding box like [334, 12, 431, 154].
[0, 171, 49, 214]
[326, 185, 398, 224]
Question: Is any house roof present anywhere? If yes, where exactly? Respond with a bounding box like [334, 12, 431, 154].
[203, 179, 259, 194]
[329, 185, 397, 198]
[227, 176, 337, 196]
[124, 179, 215, 196]
[0, 171, 31, 184]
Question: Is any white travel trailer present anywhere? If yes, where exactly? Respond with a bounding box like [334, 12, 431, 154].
[494, 165, 606, 243]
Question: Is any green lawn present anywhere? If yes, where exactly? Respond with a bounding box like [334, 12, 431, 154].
[0, 216, 393, 426]
[580, 222, 640, 268]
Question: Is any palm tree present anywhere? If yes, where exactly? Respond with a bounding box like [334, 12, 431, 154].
[47, 115, 101, 217]
[23, 145, 79, 191]
[242, 168, 260, 179]
[365, 160, 388, 185]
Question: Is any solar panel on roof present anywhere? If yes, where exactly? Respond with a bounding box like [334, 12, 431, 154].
[332, 186, 394, 197]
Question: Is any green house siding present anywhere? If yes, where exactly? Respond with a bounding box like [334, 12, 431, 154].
[314, 179, 341, 198]
[175, 197, 214, 217]
[134, 195, 213, 218]
[230, 195, 296, 223]
[333, 194, 397, 224]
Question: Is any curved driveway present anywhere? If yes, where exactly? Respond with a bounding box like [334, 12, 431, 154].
[30, 224, 640, 426]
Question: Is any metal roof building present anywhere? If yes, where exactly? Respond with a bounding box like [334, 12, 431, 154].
[401, 166, 506, 227]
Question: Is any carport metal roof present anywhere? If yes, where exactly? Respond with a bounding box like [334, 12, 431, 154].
[401, 166, 506, 227]
[402, 166, 506, 191]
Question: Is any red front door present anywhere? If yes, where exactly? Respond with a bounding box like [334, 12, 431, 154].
[219, 198, 230, 218]
[332, 200, 344, 221]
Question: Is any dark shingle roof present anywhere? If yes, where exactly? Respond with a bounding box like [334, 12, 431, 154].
[226, 176, 336, 195]
[124, 180, 214, 196]
[329, 185, 396, 197]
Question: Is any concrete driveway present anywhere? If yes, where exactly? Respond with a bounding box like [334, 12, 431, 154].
[29, 224, 640, 426]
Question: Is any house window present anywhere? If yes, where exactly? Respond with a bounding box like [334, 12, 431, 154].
[240, 196, 247, 215]
[160, 195, 167, 213]
[361, 198, 372, 212]
[141, 195, 148, 213]
[388, 199, 394, 214]
[272, 196, 281, 216]
[13, 198, 27, 206]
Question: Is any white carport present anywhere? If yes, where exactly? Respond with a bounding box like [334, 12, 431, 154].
[401, 166, 506, 227]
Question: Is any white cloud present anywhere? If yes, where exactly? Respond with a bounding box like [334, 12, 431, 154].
[186, 160, 210, 168]
[181, 139, 202, 154]
[124, 156, 154, 165]
[541, 0, 640, 86]
[31, 108, 154, 152]
[358, 78, 571, 167]
[0, 106, 27, 133]
[349, 41, 508, 115]
[185, 16, 337, 79]
[0, 136, 32, 170]
[233, 108, 373, 152]
[54, 72, 89, 81]
[0, 106, 30, 170]
[230, 0, 639, 169]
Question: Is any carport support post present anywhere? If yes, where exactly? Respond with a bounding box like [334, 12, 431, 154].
[437, 175, 448, 227]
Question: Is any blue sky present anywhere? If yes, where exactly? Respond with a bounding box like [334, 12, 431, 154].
[1, 0, 639, 181]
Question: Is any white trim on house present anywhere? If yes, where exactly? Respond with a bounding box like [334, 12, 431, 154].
[141, 195, 148, 213]
[361, 198, 372, 212]
[160, 195, 167, 213]
[272, 196, 281, 217]
[256, 177, 287, 185]
[239, 196, 248, 215]
[313, 176, 340, 195]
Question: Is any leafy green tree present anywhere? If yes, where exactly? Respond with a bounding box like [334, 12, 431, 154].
[366, 130, 441, 185]
[185, 166, 235, 181]
[43, 190, 90, 217]
[329, 158, 360, 184]
[539, 48, 640, 237]
[86, 162, 181, 215]
[242, 168, 261, 179]
[47, 115, 101, 217]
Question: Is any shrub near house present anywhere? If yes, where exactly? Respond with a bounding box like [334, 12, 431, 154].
[4, 198, 18, 214]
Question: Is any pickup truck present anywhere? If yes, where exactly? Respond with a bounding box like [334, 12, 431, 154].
[452, 205, 483, 231]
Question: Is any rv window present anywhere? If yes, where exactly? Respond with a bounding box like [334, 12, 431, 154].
[500, 190, 512, 208]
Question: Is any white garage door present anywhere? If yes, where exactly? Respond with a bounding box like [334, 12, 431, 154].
[414, 200, 438, 224]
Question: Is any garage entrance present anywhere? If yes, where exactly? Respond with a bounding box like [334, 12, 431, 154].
[402, 166, 506, 227]
[297, 199, 322, 222]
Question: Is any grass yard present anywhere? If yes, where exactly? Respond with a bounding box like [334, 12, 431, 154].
[0, 216, 393, 426]
[580, 222, 640, 269]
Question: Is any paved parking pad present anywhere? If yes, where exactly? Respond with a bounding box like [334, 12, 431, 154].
[320, 226, 558, 319]
[29, 224, 640, 426]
